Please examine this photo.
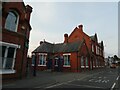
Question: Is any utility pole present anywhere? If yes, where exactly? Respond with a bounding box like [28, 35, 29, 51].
[33, 53, 37, 76]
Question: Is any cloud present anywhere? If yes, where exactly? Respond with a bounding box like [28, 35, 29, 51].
[29, 2, 57, 24]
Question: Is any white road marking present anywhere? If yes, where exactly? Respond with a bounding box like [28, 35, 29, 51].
[111, 83, 116, 90]
[45, 79, 76, 88]
[95, 79, 102, 83]
[116, 76, 119, 81]
[103, 80, 109, 83]
[88, 79, 94, 82]
[46, 83, 65, 88]
[65, 83, 103, 88]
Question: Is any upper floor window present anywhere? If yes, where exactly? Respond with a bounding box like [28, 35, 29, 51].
[5, 11, 19, 32]
[97, 46, 99, 55]
[96, 46, 98, 54]
[92, 44, 94, 52]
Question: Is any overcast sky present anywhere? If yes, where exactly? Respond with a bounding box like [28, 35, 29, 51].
[24, 0, 118, 58]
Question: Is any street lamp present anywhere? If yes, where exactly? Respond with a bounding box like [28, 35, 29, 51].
[33, 53, 37, 76]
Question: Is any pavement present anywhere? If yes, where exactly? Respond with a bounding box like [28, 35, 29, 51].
[2, 67, 117, 89]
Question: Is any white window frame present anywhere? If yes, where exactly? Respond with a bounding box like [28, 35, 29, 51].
[93, 60, 95, 68]
[86, 57, 89, 67]
[31, 54, 36, 66]
[99, 48, 101, 56]
[0, 41, 20, 74]
[38, 53, 47, 66]
[63, 53, 71, 67]
[97, 46, 99, 55]
[96, 59, 98, 67]
[92, 44, 94, 52]
[81, 56, 84, 68]
[96, 46, 97, 54]
[5, 10, 19, 32]
[54, 57, 58, 66]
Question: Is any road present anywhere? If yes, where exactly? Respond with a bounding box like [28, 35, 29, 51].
[2, 67, 120, 90]
[45, 68, 120, 90]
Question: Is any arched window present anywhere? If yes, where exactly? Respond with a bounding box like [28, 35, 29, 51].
[81, 56, 84, 66]
[5, 11, 19, 32]
[86, 57, 88, 66]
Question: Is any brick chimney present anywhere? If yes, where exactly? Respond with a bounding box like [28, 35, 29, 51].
[64, 34, 68, 43]
[25, 5, 33, 22]
[78, 24, 83, 31]
[40, 41, 43, 45]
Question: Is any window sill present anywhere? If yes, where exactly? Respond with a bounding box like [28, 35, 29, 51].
[38, 65, 46, 66]
[31, 64, 34, 66]
[81, 66, 85, 68]
[0, 69, 16, 74]
[63, 65, 70, 67]
[86, 66, 89, 68]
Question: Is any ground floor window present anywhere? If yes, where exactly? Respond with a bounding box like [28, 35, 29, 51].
[38, 53, 47, 66]
[0, 41, 20, 73]
[81, 56, 84, 67]
[93, 60, 95, 67]
[1, 46, 16, 69]
[86, 57, 89, 67]
[96, 59, 99, 67]
[63, 54, 70, 66]
[54, 57, 58, 66]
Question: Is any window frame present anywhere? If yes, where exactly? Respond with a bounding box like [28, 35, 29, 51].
[5, 10, 19, 32]
[38, 53, 47, 66]
[31, 54, 35, 66]
[63, 53, 71, 67]
[92, 44, 94, 52]
[0, 41, 20, 74]
[85, 57, 89, 68]
[54, 57, 58, 66]
[96, 46, 98, 54]
[81, 56, 84, 68]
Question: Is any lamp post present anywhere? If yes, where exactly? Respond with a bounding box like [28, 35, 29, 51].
[33, 53, 37, 76]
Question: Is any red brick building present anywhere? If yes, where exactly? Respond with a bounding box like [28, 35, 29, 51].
[1, 1, 32, 80]
[32, 24, 105, 72]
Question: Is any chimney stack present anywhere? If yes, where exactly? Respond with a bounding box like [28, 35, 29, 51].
[78, 24, 83, 31]
[64, 33, 68, 43]
[40, 41, 43, 45]
[25, 5, 33, 22]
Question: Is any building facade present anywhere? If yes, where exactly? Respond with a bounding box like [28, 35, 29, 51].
[32, 24, 105, 72]
[1, 1, 32, 80]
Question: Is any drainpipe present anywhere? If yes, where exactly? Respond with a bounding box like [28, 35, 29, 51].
[20, 27, 26, 79]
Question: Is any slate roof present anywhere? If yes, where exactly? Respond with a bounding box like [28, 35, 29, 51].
[33, 42, 54, 53]
[90, 35, 95, 41]
[32, 40, 84, 53]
